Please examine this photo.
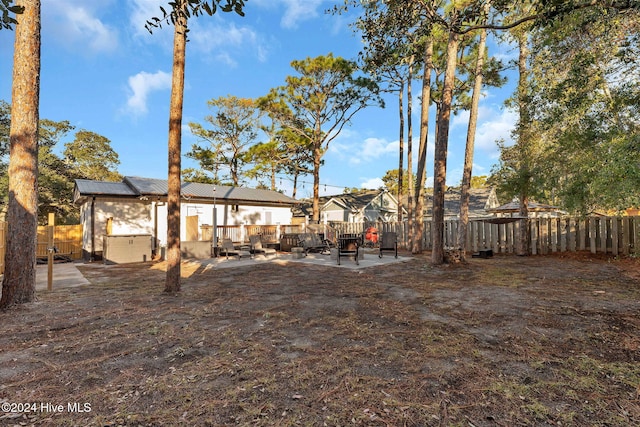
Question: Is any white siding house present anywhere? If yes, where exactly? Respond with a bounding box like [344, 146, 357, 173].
[74, 176, 297, 261]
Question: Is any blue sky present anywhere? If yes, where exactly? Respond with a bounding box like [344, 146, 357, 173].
[0, 0, 518, 199]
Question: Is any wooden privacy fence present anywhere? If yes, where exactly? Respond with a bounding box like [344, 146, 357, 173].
[331, 216, 640, 256]
[36, 224, 83, 260]
[0, 223, 82, 275]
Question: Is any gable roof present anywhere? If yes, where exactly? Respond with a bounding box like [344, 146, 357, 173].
[292, 189, 403, 217]
[422, 188, 500, 218]
[74, 176, 297, 206]
[324, 190, 387, 211]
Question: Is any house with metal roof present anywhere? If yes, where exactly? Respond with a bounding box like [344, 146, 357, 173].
[73, 176, 297, 261]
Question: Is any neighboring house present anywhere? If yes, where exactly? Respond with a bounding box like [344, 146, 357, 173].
[487, 200, 567, 218]
[73, 176, 297, 261]
[422, 187, 501, 220]
[292, 189, 405, 223]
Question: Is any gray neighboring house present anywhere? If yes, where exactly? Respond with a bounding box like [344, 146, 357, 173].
[422, 188, 501, 220]
[292, 189, 405, 223]
[73, 176, 297, 261]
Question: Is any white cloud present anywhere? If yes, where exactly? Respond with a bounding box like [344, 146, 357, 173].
[252, 0, 323, 29]
[129, 0, 167, 39]
[43, 0, 118, 53]
[125, 70, 172, 115]
[330, 131, 399, 166]
[129, 1, 269, 65]
[189, 21, 265, 63]
[451, 105, 517, 155]
[474, 108, 517, 152]
[360, 137, 399, 162]
[279, 0, 323, 29]
[360, 177, 384, 190]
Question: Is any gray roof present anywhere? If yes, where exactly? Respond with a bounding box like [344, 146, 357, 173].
[74, 176, 297, 206]
[74, 179, 137, 197]
[487, 200, 561, 213]
[423, 188, 499, 218]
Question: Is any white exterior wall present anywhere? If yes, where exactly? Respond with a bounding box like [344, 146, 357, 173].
[80, 198, 153, 257]
[176, 202, 293, 243]
[80, 197, 294, 254]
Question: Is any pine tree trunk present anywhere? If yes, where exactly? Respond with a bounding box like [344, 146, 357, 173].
[165, 10, 187, 293]
[406, 56, 414, 253]
[312, 144, 321, 222]
[292, 172, 298, 199]
[414, 37, 433, 254]
[516, 31, 531, 256]
[432, 30, 459, 265]
[458, 21, 488, 261]
[0, 0, 41, 309]
[397, 82, 404, 223]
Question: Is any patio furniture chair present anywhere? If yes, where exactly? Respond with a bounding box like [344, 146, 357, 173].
[249, 235, 277, 258]
[378, 231, 398, 258]
[337, 233, 361, 265]
[298, 233, 331, 256]
[220, 238, 251, 259]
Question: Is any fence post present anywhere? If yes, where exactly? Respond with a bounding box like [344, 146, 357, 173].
[622, 217, 630, 255]
[600, 217, 607, 254]
[47, 213, 55, 291]
[589, 217, 597, 254]
[635, 217, 640, 256]
[612, 217, 619, 256]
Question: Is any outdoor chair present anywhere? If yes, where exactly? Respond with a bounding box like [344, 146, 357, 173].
[220, 238, 251, 260]
[378, 231, 398, 258]
[249, 235, 277, 258]
[337, 233, 361, 265]
[298, 233, 331, 256]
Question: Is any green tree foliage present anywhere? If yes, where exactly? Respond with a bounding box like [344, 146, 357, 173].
[381, 169, 409, 195]
[0, 100, 9, 157]
[1, 105, 121, 225]
[529, 7, 640, 214]
[187, 95, 260, 186]
[0, 0, 23, 30]
[258, 54, 383, 222]
[64, 130, 121, 182]
[182, 168, 217, 184]
[470, 174, 488, 189]
[244, 140, 282, 190]
[490, 4, 640, 215]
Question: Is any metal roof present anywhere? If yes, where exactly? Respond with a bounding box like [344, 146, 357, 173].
[74, 176, 297, 206]
[74, 179, 138, 197]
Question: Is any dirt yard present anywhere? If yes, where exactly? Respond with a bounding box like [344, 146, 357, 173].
[1, 251, 639, 426]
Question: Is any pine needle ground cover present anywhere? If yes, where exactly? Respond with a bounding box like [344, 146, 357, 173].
[1, 253, 639, 426]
